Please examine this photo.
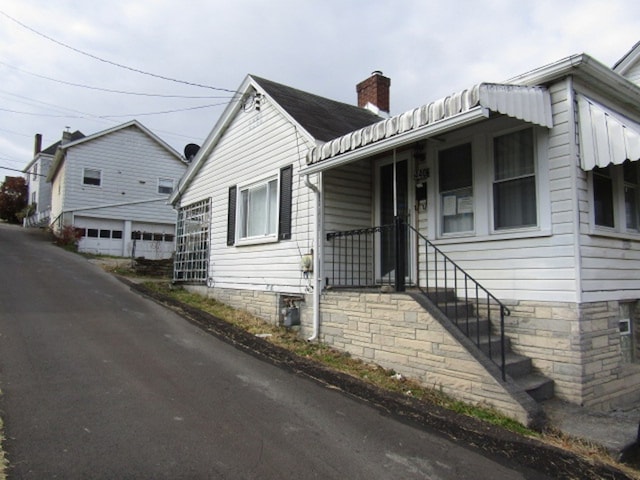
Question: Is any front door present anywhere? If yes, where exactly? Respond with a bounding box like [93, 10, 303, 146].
[376, 157, 412, 282]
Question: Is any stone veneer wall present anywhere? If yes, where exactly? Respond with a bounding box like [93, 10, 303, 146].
[182, 285, 640, 415]
[183, 285, 287, 325]
[504, 299, 640, 410]
[317, 290, 538, 425]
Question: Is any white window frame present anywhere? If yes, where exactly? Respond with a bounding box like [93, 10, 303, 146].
[82, 168, 102, 187]
[589, 161, 640, 239]
[236, 174, 280, 245]
[490, 127, 539, 232]
[430, 121, 549, 242]
[158, 178, 174, 195]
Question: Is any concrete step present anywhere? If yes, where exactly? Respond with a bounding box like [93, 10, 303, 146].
[504, 352, 533, 378]
[514, 373, 555, 402]
[478, 334, 511, 358]
[450, 317, 491, 339]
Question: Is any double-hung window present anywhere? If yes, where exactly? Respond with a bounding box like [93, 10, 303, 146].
[227, 165, 293, 245]
[83, 168, 101, 186]
[493, 128, 537, 230]
[439, 143, 473, 235]
[158, 178, 174, 195]
[593, 160, 640, 233]
[240, 177, 278, 239]
[624, 161, 639, 231]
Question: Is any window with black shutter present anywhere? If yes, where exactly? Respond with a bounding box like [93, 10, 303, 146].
[227, 185, 237, 245]
[279, 164, 293, 240]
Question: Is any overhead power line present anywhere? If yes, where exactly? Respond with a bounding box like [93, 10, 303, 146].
[0, 165, 35, 175]
[0, 61, 233, 99]
[0, 9, 240, 94]
[100, 101, 237, 118]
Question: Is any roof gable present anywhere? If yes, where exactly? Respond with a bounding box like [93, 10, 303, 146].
[61, 120, 181, 160]
[47, 120, 183, 182]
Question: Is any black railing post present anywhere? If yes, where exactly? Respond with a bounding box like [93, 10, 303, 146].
[395, 216, 406, 292]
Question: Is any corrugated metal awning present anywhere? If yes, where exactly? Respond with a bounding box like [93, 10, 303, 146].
[303, 83, 553, 173]
[578, 94, 640, 170]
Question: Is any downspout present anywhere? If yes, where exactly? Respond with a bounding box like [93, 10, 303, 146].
[304, 172, 322, 341]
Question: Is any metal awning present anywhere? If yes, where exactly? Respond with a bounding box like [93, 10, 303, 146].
[578, 94, 640, 170]
[302, 83, 553, 174]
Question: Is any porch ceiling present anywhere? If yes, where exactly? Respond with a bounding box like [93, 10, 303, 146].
[302, 83, 553, 174]
[577, 94, 640, 170]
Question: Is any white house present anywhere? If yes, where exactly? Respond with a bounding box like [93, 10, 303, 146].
[22, 130, 84, 227]
[169, 74, 382, 284]
[171, 45, 640, 426]
[48, 120, 187, 259]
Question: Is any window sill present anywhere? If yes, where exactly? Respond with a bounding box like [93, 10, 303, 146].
[432, 228, 552, 245]
[588, 228, 640, 242]
[235, 236, 279, 247]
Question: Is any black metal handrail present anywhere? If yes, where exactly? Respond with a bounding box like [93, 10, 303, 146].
[326, 223, 413, 288]
[326, 218, 511, 380]
[406, 223, 510, 380]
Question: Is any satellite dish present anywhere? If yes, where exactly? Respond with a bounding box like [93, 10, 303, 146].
[184, 143, 200, 162]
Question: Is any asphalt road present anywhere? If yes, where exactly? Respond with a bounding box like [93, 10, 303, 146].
[0, 223, 551, 479]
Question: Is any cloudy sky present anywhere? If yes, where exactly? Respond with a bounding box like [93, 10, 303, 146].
[1, 0, 638, 181]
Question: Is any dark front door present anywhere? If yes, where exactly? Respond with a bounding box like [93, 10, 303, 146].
[378, 158, 409, 280]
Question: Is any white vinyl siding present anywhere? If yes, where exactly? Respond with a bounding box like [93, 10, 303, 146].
[177, 91, 314, 293]
[576, 81, 640, 302]
[60, 126, 184, 225]
[418, 84, 572, 302]
[323, 161, 374, 286]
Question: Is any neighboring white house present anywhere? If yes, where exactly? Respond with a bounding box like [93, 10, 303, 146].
[171, 44, 640, 426]
[48, 120, 187, 259]
[22, 131, 84, 227]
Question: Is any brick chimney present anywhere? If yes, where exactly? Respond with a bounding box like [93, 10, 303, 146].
[34, 133, 42, 156]
[357, 71, 390, 115]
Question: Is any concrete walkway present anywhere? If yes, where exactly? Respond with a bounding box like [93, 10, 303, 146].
[543, 398, 639, 456]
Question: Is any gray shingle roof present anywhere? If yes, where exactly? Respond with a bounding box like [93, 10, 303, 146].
[41, 130, 85, 155]
[251, 76, 382, 142]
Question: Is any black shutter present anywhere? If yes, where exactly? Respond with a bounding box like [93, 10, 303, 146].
[279, 165, 293, 240]
[227, 185, 237, 246]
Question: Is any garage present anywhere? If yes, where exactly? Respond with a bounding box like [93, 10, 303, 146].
[75, 217, 125, 256]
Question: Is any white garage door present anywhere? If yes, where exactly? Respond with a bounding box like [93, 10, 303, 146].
[75, 217, 125, 256]
[130, 222, 175, 260]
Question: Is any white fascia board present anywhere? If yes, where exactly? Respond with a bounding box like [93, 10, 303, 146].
[169, 79, 248, 204]
[300, 106, 489, 175]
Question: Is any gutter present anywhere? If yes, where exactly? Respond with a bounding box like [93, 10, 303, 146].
[303, 173, 322, 341]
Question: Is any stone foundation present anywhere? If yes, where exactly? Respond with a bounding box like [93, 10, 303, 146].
[183, 285, 640, 417]
[183, 285, 307, 327]
[504, 299, 640, 410]
[317, 290, 539, 425]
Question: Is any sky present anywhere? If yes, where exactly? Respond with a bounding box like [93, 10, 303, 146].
[1, 0, 639, 182]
